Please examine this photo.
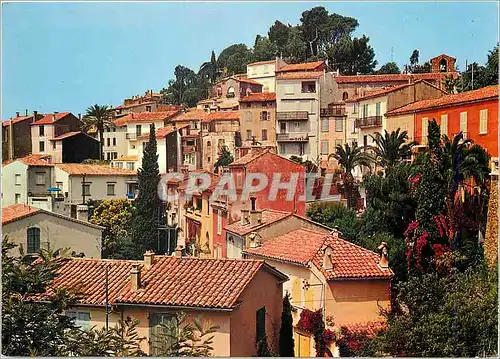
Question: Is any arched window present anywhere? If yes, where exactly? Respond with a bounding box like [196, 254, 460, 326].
[227, 87, 235, 98]
[207, 140, 211, 147]
[342, 91, 349, 101]
[323, 246, 333, 270]
[27, 227, 40, 254]
[439, 58, 448, 72]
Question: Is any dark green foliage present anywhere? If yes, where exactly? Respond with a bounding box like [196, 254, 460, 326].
[199, 50, 220, 84]
[131, 124, 160, 256]
[217, 44, 253, 76]
[161, 65, 208, 107]
[81, 104, 113, 160]
[256, 337, 273, 357]
[289, 155, 318, 173]
[214, 146, 234, 172]
[376, 265, 498, 357]
[253, 35, 277, 62]
[370, 129, 415, 168]
[306, 201, 359, 239]
[376, 62, 400, 74]
[458, 45, 498, 92]
[279, 294, 295, 357]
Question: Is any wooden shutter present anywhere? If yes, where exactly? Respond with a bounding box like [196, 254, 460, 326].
[480, 109, 488, 134]
[440, 114, 448, 135]
[460, 112, 468, 138]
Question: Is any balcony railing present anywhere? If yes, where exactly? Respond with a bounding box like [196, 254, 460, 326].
[277, 133, 309, 142]
[355, 116, 382, 128]
[126, 133, 138, 140]
[277, 111, 309, 121]
[320, 107, 346, 117]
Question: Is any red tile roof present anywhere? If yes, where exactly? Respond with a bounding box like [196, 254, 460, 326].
[386, 85, 498, 116]
[40, 256, 287, 309]
[225, 209, 292, 236]
[137, 124, 188, 140]
[240, 92, 276, 102]
[113, 110, 181, 126]
[229, 148, 270, 166]
[247, 60, 277, 66]
[202, 111, 239, 123]
[3, 154, 53, 167]
[171, 110, 208, 122]
[277, 71, 323, 80]
[3, 114, 41, 127]
[244, 228, 393, 280]
[49, 131, 85, 141]
[2, 204, 103, 229]
[32, 112, 72, 125]
[56, 163, 137, 176]
[237, 77, 263, 86]
[115, 101, 155, 110]
[351, 80, 445, 102]
[112, 155, 138, 162]
[277, 61, 326, 73]
[335, 72, 457, 84]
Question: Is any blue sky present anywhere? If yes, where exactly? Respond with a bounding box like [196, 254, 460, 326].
[2, 1, 498, 119]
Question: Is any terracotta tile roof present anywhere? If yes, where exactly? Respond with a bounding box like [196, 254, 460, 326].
[335, 72, 457, 84]
[113, 110, 181, 126]
[225, 209, 292, 236]
[277, 61, 326, 73]
[236, 77, 263, 86]
[137, 124, 188, 140]
[3, 154, 53, 167]
[2, 204, 104, 229]
[277, 71, 323, 80]
[229, 148, 270, 166]
[3, 114, 41, 127]
[115, 101, 155, 110]
[386, 85, 498, 116]
[244, 228, 393, 280]
[49, 131, 85, 141]
[40, 256, 287, 309]
[218, 101, 239, 109]
[247, 60, 276, 66]
[351, 80, 445, 102]
[56, 163, 137, 176]
[240, 92, 276, 102]
[171, 110, 208, 122]
[32, 112, 72, 125]
[112, 155, 139, 162]
[202, 111, 239, 123]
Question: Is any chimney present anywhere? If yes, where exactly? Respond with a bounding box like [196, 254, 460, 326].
[78, 113, 82, 121]
[144, 250, 155, 268]
[241, 209, 250, 225]
[249, 210, 262, 227]
[131, 264, 141, 291]
[250, 196, 257, 211]
[33, 111, 38, 119]
[16, 112, 20, 118]
[174, 245, 183, 257]
[377, 242, 389, 269]
[53, 114, 57, 121]
[25, 109, 28, 116]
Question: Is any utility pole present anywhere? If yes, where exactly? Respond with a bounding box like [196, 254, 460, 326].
[391, 47, 394, 62]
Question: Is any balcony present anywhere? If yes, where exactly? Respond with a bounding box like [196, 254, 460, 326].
[277, 133, 309, 142]
[320, 106, 346, 117]
[182, 145, 196, 153]
[277, 111, 309, 121]
[126, 133, 138, 140]
[355, 116, 382, 129]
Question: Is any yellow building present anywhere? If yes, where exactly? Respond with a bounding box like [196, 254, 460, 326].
[238, 92, 277, 148]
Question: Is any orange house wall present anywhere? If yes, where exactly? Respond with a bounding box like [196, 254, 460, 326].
[414, 99, 498, 157]
[229, 269, 284, 356]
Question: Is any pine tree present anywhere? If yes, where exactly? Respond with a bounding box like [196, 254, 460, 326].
[279, 294, 295, 357]
[256, 336, 273, 357]
[131, 124, 160, 256]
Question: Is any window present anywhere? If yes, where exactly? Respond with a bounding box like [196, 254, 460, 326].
[353, 103, 359, 114]
[279, 143, 286, 154]
[460, 112, 467, 138]
[56, 182, 63, 190]
[441, 114, 448, 135]
[112, 127, 116, 132]
[217, 210, 222, 235]
[126, 162, 135, 170]
[15, 174, 21, 185]
[376, 102, 381, 117]
[146, 105, 152, 112]
[39, 125, 45, 137]
[335, 118, 343, 132]
[284, 85, 294, 95]
[246, 129, 252, 141]
[321, 118, 329, 132]
[256, 307, 266, 343]
[363, 135, 368, 148]
[261, 111, 269, 121]
[82, 184, 91, 196]
[207, 141, 211, 147]
[67, 311, 91, 331]
[113, 137, 116, 146]
[321, 140, 329, 155]
[362, 104, 369, 118]
[227, 86, 235, 98]
[107, 138, 110, 147]
[106, 153, 111, 161]
[107, 183, 115, 196]
[39, 141, 45, 152]
[294, 122, 300, 131]
[262, 129, 268, 141]
[207, 157, 211, 163]
[422, 117, 429, 140]
[236, 173, 243, 187]
[136, 125, 142, 136]
[35, 172, 45, 186]
[15, 193, 21, 204]
[301, 81, 316, 93]
[479, 109, 488, 134]
[27, 227, 40, 254]
[342, 92, 349, 101]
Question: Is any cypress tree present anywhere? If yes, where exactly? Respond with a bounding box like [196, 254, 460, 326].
[131, 124, 160, 256]
[279, 293, 295, 357]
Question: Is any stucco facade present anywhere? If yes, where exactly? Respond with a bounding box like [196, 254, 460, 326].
[246, 58, 288, 93]
[238, 93, 277, 148]
[103, 124, 128, 161]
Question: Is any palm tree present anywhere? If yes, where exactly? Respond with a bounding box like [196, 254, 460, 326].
[81, 105, 113, 160]
[370, 129, 416, 169]
[329, 143, 372, 209]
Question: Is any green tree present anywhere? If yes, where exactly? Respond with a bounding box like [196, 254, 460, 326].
[252, 35, 277, 62]
[214, 146, 234, 172]
[268, 20, 293, 56]
[328, 143, 372, 209]
[370, 129, 415, 169]
[199, 50, 220, 84]
[153, 312, 219, 357]
[328, 35, 378, 75]
[485, 44, 498, 85]
[283, 26, 307, 63]
[376, 62, 401, 74]
[442, 74, 459, 94]
[131, 124, 160, 256]
[89, 199, 136, 259]
[162, 65, 206, 107]
[279, 293, 295, 357]
[1, 237, 78, 356]
[81, 104, 113, 160]
[256, 337, 273, 357]
[217, 44, 253, 75]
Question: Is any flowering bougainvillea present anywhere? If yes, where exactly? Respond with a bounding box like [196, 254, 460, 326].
[296, 309, 336, 356]
[336, 321, 386, 357]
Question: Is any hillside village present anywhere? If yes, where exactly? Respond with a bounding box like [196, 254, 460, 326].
[2, 5, 498, 358]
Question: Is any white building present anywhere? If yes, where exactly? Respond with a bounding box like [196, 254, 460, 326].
[246, 58, 288, 93]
